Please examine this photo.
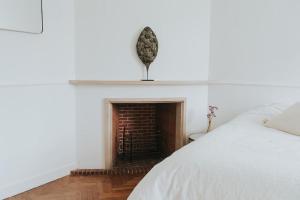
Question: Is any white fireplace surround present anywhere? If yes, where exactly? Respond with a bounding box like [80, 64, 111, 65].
[75, 84, 208, 169]
[105, 98, 186, 169]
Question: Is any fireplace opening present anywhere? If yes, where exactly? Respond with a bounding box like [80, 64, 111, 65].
[109, 101, 185, 169]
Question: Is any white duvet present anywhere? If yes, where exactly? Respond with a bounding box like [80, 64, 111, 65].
[128, 104, 300, 200]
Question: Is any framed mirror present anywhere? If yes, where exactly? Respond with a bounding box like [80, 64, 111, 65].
[0, 0, 43, 34]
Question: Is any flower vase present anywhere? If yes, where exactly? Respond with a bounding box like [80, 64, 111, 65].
[206, 120, 212, 133]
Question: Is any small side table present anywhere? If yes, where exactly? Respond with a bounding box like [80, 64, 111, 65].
[188, 132, 206, 143]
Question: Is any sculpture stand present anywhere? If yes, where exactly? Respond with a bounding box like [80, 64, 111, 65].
[141, 68, 154, 81]
[136, 27, 158, 82]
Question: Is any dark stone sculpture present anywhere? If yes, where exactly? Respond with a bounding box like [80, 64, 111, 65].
[136, 27, 158, 81]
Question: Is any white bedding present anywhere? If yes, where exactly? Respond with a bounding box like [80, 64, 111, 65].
[128, 104, 300, 200]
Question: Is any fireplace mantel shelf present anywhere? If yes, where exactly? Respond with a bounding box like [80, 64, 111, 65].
[69, 80, 208, 86]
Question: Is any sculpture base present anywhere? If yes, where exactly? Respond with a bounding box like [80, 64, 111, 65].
[141, 79, 154, 81]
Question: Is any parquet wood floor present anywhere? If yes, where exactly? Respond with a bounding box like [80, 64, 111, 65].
[7, 175, 145, 200]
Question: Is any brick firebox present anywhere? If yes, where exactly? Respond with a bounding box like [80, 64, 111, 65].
[117, 104, 159, 159]
[106, 98, 186, 169]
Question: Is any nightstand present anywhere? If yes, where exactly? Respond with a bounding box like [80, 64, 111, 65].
[188, 132, 206, 143]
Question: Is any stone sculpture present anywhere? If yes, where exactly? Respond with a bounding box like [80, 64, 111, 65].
[136, 27, 158, 81]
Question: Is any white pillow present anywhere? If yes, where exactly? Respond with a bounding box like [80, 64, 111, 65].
[265, 103, 300, 136]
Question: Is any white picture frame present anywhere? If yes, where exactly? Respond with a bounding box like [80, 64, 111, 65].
[0, 0, 43, 34]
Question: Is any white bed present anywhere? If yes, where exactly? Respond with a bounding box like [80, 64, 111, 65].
[128, 104, 300, 200]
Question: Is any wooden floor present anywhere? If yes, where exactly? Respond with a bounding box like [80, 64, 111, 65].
[8, 175, 145, 200]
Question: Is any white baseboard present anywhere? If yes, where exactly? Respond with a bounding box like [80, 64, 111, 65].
[0, 163, 76, 199]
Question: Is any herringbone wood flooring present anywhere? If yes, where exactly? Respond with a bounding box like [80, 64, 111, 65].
[7, 175, 145, 200]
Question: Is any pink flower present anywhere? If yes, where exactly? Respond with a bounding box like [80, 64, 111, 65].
[207, 105, 218, 120]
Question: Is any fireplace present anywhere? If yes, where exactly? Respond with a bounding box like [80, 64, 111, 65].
[106, 98, 186, 169]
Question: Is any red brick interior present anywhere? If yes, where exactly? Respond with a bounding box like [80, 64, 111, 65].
[113, 103, 177, 167]
[117, 104, 159, 158]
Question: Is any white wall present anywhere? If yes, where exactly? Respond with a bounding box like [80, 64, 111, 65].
[209, 85, 300, 126]
[74, 0, 211, 168]
[75, 0, 210, 81]
[0, 0, 76, 198]
[210, 0, 300, 84]
[209, 0, 300, 125]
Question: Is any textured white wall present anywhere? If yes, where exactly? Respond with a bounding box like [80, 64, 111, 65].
[0, 0, 76, 198]
[209, 0, 300, 84]
[208, 0, 300, 125]
[75, 0, 210, 81]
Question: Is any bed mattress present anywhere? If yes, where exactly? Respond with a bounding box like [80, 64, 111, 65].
[128, 104, 300, 200]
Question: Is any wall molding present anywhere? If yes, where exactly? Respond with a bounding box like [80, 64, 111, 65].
[208, 80, 300, 89]
[0, 82, 69, 88]
[0, 163, 76, 199]
[2, 80, 299, 89]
